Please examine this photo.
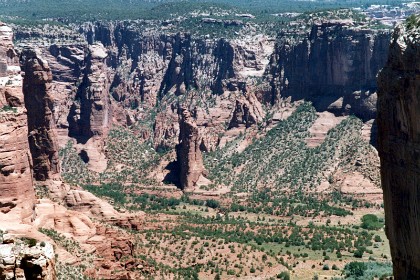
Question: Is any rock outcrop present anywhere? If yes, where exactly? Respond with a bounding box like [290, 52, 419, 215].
[0, 22, 35, 223]
[267, 22, 390, 121]
[377, 20, 420, 279]
[229, 93, 265, 129]
[78, 22, 272, 108]
[20, 49, 60, 181]
[0, 238, 56, 280]
[176, 107, 205, 191]
[68, 43, 112, 142]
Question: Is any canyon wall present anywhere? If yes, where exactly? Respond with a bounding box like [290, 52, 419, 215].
[267, 22, 390, 121]
[79, 22, 272, 108]
[377, 21, 420, 278]
[21, 49, 60, 181]
[9, 20, 393, 188]
[0, 23, 35, 223]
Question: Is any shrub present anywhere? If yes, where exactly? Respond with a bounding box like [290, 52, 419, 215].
[227, 269, 235, 275]
[206, 199, 220, 209]
[28, 238, 37, 247]
[277, 271, 290, 280]
[361, 214, 382, 230]
[406, 14, 420, 29]
[344, 261, 367, 277]
[353, 249, 364, 258]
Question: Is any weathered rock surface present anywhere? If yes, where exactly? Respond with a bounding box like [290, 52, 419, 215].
[267, 21, 390, 121]
[80, 22, 272, 107]
[64, 189, 143, 229]
[377, 21, 420, 279]
[0, 22, 35, 224]
[176, 107, 205, 191]
[20, 49, 60, 181]
[68, 43, 112, 142]
[0, 109, 35, 223]
[229, 93, 265, 129]
[0, 238, 56, 280]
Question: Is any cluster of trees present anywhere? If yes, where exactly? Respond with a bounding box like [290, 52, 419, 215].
[344, 261, 392, 279]
[0, 0, 406, 23]
[205, 103, 372, 218]
[361, 214, 384, 230]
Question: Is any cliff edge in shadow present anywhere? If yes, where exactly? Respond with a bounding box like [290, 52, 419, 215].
[377, 15, 420, 279]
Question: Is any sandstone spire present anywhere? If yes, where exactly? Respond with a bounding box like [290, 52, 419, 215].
[176, 107, 205, 191]
[21, 48, 60, 181]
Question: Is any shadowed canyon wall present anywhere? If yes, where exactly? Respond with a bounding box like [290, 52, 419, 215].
[267, 22, 390, 121]
[377, 21, 420, 279]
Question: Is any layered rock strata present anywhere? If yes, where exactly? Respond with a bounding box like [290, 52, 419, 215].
[267, 22, 390, 120]
[20, 49, 60, 181]
[377, 21, 420, 279]
[0, 22, 35, 223]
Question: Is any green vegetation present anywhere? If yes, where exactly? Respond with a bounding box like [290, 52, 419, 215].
[0, 105, 17, 114]
[0, 0, 406, 26]
[57, 263, 94, 280]
[127, 210, 390, 278]
[59, 141, 93, 184]
[204, 103, 375, 217]
[277, 271, 290, 279]
[23, 237, 37, 247]
[39, 228, 84, 254]
[361, 214, 383, 230]
[344, 261, 392, 279]
[406, 14, 420, 30]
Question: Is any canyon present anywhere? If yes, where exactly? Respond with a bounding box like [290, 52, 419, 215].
[0, 4, 418, 279]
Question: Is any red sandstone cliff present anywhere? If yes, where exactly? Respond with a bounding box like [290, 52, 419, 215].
[0, 22, 35, 223]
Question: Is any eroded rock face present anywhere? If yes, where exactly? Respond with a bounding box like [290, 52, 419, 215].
[68, 43, 112, 142]
[21, 49, 60, 181]
[0, 23, 35, 223]
[229, 93, 265, 129]
[176, 107, 205, 190]
[377, 22, 420, 278]
[79, 22, 272, 108]
[268, 22, 390, 121]
[0, 239, 56, 280]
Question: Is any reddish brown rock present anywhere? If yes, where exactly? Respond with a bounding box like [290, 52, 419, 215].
[68, 43, 112, 142]
[229, 93, 265, 129]
[0, 109, 35, 223]
[176, 107, 205, 191]
[20, 49, 60, 181]
[0, 23, 35, 224]
[377, 21, 420, 279]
